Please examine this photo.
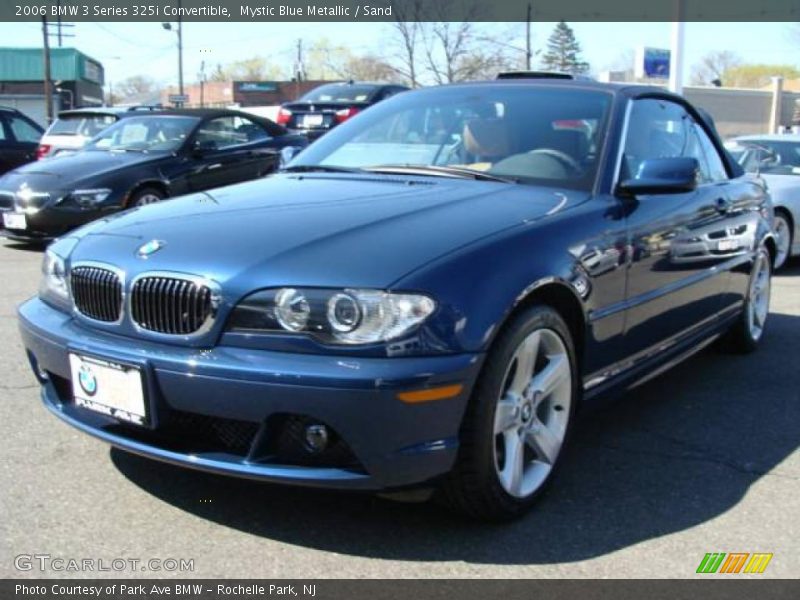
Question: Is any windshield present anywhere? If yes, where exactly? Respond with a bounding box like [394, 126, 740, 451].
[85, 115, 199, 153]
[49, 114, 117, 137]
[290, 85, 612, 191]
[727, 139, 800, 176]
[300, 84, 378, 103]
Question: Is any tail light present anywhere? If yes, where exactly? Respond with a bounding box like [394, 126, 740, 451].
[276, 108, 292, 126]
[335, 107, 360, 124]
[36, 144, 51, 160]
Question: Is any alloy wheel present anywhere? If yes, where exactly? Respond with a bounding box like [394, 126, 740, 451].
[747, 249, 771, 341]
[135, 193, 163, 207]
[773, 214, 791, 270]
[493, 328, 572, 498]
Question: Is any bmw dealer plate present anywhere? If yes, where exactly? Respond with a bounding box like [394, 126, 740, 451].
[717, 239, 739, 252]
[304, 114, 324, 127]
[68, 354, 148, 426]
[2, 212, 26, 230]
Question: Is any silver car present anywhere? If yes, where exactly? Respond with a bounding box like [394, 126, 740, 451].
[726, 134, 800, 269]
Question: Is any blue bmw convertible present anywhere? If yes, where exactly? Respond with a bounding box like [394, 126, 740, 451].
[18, 79, 776, 520]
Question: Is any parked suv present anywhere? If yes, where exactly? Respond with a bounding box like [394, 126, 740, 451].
[0, 106, 43, 174]
[37, 105, 160, 159]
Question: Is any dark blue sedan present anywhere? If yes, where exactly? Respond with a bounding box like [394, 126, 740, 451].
[18, 80, 777, 520]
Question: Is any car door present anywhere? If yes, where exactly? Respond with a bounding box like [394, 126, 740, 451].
[620, 97, 735, 358]
[186, 115, 277, 192]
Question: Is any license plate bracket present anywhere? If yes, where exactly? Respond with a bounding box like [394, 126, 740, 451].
[68, 354, 149, 426]
[303, 114, 324, 127]
[2, 212, 26, 230]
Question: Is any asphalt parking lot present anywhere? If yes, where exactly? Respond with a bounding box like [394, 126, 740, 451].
[0, 239, 797, 579]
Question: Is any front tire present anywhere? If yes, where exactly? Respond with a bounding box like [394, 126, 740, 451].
[439, 305, 578, 520]
[773, 210, 792, 270]
[721, 246, 771, 354]
[129, 187, 165, 207]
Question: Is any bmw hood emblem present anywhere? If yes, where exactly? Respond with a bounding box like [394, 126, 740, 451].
[137, 239, 166, 258]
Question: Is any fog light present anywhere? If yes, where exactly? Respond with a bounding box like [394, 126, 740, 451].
[304, 424, 329, 453]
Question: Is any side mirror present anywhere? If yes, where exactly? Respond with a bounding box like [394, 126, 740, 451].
[617, 157, 699, 196]
[192, 139, 217, 157]
[279, 146, 302, 168]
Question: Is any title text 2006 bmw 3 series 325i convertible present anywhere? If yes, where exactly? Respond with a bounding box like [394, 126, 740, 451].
[18, 80, 776, 520]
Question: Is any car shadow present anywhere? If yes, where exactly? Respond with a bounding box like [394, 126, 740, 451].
[111, 312, 800, 565]
[1, 238, 47, 252]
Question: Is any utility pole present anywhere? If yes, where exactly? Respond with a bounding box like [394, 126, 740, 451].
[668, 0, 685, 94]
[525, 3, 532, 70]
[162, 4, 185, 106]
[177, 0, 184, 97]
[41, 16, 54, 124]
[295, 38, 304, 100]
[199, 60, 206, 107]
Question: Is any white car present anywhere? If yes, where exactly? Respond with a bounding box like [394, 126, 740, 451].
[726, 134, 800, 269]
[37, 106, 159, 159]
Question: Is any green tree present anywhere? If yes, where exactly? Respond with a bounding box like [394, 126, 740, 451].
[540, 21, 589, 75]
[724, 64, 800, 89]
[208, 57, 286, 82]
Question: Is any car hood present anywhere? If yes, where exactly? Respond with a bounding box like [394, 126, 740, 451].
[69, 173, 584, 295]
[0, 150, 163, 191]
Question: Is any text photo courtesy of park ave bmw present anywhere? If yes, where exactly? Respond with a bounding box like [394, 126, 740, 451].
[0, 0, 799, 594]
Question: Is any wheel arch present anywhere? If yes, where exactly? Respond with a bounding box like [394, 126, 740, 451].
[493, 279, 587, 373]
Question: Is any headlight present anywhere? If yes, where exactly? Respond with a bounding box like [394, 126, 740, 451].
[69, 188, 112, 207]
[39, 249, 70, 310]
[227, 288, 436, 345]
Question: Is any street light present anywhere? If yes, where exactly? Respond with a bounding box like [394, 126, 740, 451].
[162, 4, 184, 105]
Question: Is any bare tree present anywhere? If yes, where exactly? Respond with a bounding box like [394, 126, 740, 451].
[343, 55, 397, 81]
[387, 0, 425, 87]
[690, 50, 742, 86]
[420, 1, 511, 84]
[114, 75, 159, 104]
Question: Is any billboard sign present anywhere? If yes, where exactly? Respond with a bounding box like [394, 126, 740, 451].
[635, 47, 671, 79]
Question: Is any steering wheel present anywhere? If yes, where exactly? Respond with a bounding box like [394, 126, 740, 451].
[528, 148, 582, 174]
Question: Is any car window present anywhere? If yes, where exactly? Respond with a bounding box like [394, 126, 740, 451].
[0, 117, 7, 141]
[693, 124, 728, 181]
[48, 114, 116, 137]
[195, 115, 269, 150]
[86, 115, 198, 153]
[622, 98, 715, 184]
[731, 139, 800, 176]
[295, 86, 612, 191]
[8, 116, 42, 143]
[300, 84, 376, 103]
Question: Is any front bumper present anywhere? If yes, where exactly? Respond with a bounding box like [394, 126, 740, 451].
[2, 206, 106, 241]
[18, 297, 482, 490]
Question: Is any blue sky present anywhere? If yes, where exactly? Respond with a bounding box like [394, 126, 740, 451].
[0, 21, 796, 86]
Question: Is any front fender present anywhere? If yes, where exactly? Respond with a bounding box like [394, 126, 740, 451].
[393, 209, 608, 354]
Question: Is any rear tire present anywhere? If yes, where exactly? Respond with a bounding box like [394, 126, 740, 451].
[438, 305, 578, 521]
[721, 246, 771, 354]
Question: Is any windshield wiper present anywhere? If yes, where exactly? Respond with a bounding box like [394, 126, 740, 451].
[281, 164, 364, 174]
[364, 164, 518, 183]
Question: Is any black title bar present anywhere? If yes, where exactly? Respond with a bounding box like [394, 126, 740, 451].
[3, 0, 800, 22]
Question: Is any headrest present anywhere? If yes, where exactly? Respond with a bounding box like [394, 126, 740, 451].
[463, 118, 512, 157]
